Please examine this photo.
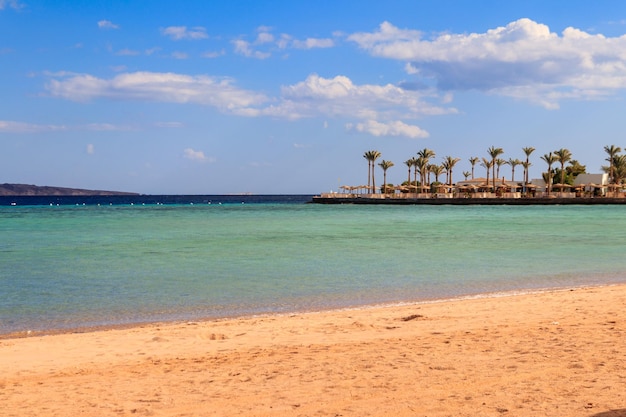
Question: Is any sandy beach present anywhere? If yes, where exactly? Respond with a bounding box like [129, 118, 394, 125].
[1, 285, 625, 417]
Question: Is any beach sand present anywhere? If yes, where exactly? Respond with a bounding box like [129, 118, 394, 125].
[1, 285, 625, 417]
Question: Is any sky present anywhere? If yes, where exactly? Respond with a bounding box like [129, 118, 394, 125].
[2, 0, 626, 194]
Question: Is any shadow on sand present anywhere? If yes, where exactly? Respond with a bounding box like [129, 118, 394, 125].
[590, 410, 626, 417]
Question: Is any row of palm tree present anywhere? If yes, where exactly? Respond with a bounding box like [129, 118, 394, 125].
[362, 145, 625, 196]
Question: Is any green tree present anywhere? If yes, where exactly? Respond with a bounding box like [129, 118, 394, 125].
[468, 156, 479, 179]
[481, 157, 493, 189]
[507, 158, 522, 182]
[604, 145, 622, 184]
[378, 160, 394, 194]
[363, 150, 381, 193]
[554, 148, 572, 186]
[487, 146, 504, 189]
[442, 156, 461, 185]
[462, 171, 471, 180]
[404, 158, 416, 187]
[417, 148, 436, 186]
[565, 160, 586, 181]
[541, 152, 558, 195]
[430, 164, 444, 184]
[495, 158, 507, 180]
[522, 146, 536, 184]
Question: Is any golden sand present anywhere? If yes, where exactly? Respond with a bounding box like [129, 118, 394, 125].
[1, 285, 625, 416]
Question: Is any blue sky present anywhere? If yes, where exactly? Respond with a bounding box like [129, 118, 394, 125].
[2, 0, 626, 194]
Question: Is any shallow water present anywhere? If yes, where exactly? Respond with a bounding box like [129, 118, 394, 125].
[2, 198, 625, 334]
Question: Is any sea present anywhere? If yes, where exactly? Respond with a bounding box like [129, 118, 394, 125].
[2, 194, 626, 335]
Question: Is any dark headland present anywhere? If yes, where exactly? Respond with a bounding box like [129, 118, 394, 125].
[0, 183, 139, 196]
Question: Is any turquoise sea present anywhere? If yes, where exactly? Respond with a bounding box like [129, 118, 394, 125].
[2, 196, 626, 335]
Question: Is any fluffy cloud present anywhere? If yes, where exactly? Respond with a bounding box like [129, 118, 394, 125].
[278, 74, 455, 119]
[0, 120, 67, 133]
[0, 0, 23, 10]
[97, 20, 119, 30]
[232, 39, 271, 59]
[183, 148, 215, 162]
[46, 71, 268, 114]
[346, 120, 429, 139]
[233, 27, 335, 57]
[292, 38, 334, 49]
[0, 120, 133, 133]
[161, 26, 208, 40]
[349, 18, 626, 108]
[44, 72, 452, 138]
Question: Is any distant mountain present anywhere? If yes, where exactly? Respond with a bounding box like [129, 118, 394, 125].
[0, 183, 140, 196]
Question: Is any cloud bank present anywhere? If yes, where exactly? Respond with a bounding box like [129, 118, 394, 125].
[45, 72, 449, 138]
[349, 18, 626, 109]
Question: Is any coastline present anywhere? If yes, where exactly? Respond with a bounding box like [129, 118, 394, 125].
[2, 284, 625, 416]
[0, 284, 602, 340]
[311, 195, 626, 205]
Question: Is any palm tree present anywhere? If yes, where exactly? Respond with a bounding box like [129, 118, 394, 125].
[604, 145, 622, 184]
[602, 155, 626, 188]
[430, 164, 444, 184]
[468, 157, 479, 179]
[417, 148, 435, 186]
[541, 152, 558, 196]
[522, 147, 536, 184]
[442, 156, 461, 185]
[413, 157, 422, 188]
[363, 151, 374, 190]
[554, 148, 572, 187]
[487, 146, 504, 189]
[495, 158, 506, 181]
[481, 157, 493, 190]
[613, 155, 626, 185]
[378, 160, 394, 194]
[462, 171, 471, 180]
[404, 158, 416, 187]
[507, 158, 522, 181]
[363, 150, 381, 193]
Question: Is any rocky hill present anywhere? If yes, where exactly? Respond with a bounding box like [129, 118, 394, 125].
[0, 183, 139, 196]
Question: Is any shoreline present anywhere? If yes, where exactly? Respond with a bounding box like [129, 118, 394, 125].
[311, 195, 626, 205]
[2, 284, 625, 416]
[0, 284, 606, 340]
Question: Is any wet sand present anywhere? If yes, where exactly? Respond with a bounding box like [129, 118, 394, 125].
[1, 285, 625, 416]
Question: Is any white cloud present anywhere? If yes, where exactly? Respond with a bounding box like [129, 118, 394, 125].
[85, 123, 134, 131]
[145, 47, 161, 56]
[277, 74, 455, 119]
[349, 18, 626, 108]
[46, 71, 268, 114]
[98, 20, 119, 29]
[0, 120, 135, 133]
[346, 120, 429, 139]
[292, 37, 335, 49]
[116, 48, 140, 56]
[155, 121, 184, 128]
[161, 26, 208, 40]
[0, 120, 67, 133]
[232, 27, 336, 57]
[256, 31, 274, 44]
[86, 144, 95, 154]
[0, 0, 23, 10]
[202, 49, 225, 58]
[44, 71, 450, 138]
[171, 51, 188, 60]
[183, 148, 215, 162]
[232, 39, 271, 59]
